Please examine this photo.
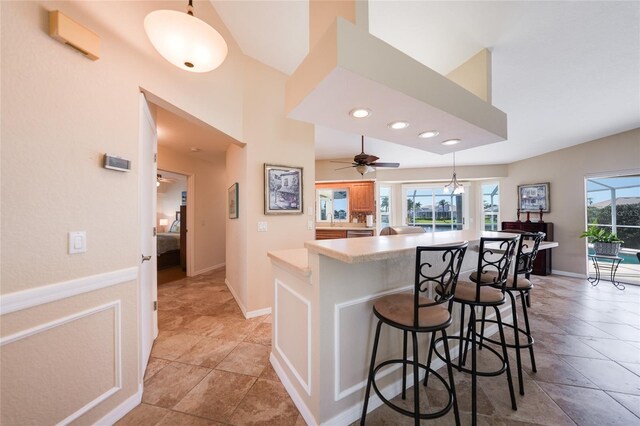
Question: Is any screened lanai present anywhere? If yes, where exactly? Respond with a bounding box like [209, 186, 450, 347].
[586, 175, 640, 285]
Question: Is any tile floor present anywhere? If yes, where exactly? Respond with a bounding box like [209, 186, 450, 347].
[118, 269, 640, 425]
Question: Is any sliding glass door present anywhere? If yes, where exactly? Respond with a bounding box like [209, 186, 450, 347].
[585, 174, 640, 284]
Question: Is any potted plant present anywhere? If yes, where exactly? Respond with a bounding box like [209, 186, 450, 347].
[580, 226, 624, 256]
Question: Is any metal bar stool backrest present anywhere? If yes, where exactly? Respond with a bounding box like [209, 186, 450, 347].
[474, 236, 519, 301]
[512, 232, 545, 285]
[514, 232, 545, 274]
[414, 242, 468, 327]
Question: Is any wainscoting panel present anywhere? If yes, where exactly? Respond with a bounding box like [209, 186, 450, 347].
[334, 286, 413, 401]
[0, 301, 122, 425]
[274, 279, 311, 395]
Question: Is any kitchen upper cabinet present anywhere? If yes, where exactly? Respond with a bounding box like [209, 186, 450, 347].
[349, 181, 375, 212]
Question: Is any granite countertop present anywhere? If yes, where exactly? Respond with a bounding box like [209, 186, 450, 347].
[304, 230, 523, 264]
[270, 232, 558, 270]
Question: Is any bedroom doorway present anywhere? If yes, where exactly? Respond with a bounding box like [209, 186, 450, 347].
[157, 170, 189, 284]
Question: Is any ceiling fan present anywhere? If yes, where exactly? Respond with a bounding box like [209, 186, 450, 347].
[157, 174, 176, 186]
[333, 136, 400, 175]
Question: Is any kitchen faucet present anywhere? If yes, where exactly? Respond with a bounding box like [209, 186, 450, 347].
[328, 213, 334, 225]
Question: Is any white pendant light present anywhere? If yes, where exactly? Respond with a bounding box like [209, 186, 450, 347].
[144, 1, 228, 73]
[443, 152, 465, 195]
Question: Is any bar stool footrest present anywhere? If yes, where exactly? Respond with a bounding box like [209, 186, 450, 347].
[475, 319, 534, 349]
[371, 359, 454, 420]
[433, 335, 508, 377]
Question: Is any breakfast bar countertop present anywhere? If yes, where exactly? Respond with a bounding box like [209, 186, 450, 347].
[304, 229, 520, 264]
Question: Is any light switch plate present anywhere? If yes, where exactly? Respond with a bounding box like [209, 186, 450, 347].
[68, 231, 87, 254]
[307, 220, 314, 230]
[258, 221, 268, 232]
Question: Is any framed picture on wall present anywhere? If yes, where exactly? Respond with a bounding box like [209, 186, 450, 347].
[264, 164, 303, 215]
[228, 183, 239, 219]
[518, 182, 550, 212]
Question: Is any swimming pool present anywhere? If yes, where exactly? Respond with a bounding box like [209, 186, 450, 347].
[588, 248, 639, 264]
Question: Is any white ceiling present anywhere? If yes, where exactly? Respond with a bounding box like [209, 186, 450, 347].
[156, 106, 234, 163]
[211, 1, 640, 168]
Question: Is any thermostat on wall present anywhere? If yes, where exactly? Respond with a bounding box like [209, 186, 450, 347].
[103, 154, 131, 172]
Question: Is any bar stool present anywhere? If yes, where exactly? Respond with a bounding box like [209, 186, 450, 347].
[472, 231, 545, 395]
[433, 235, 519, 426]
[361, 243, 468, 426]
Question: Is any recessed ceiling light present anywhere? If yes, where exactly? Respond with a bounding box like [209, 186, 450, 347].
[349, 108, 371, 118]
[190, 147, 201, 152]
[418, 130, 439, 139]
[442, 139, 461, 146]
[388, 121, 410, 130]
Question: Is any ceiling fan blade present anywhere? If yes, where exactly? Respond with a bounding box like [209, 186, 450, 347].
[334, 165, 356, 170]
[364, 155, 379, 164]
[370, 162, 400, 168]
[330, 160, 356, 164]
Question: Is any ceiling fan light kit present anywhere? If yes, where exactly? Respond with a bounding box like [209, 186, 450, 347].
[332, 135, 400, 176]
[144, 0, 228, 73]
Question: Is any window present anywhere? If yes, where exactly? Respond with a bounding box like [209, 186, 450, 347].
[482, 183, 500, 231]
[379, 185, 392, 228]
[402, 185, 467, 232]
[317, 188, 349, 222]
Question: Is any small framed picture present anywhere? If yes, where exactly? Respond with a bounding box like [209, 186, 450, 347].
[228, 183, 239, 219]
[264, 164, 303, 215]
[518, 183, 550, 212]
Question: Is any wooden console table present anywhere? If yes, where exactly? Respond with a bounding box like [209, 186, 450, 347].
[502, 221, 554, 275]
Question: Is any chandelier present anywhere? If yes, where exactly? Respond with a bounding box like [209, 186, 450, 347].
[443, 152, 464, 194]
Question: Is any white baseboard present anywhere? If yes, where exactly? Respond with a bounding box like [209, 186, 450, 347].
[0, 267, 138, 315]
[552, 270, 586, 279]
[270, 353, 317, 426]
[94, 383, 142, 426]
[246, 307, 272, 318]
[224, 279, 271, 319]
[225, 278, 248, 317]
[193, 262, 225, 277]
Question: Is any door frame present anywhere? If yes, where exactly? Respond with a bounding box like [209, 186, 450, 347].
[157, 167, 196, 277]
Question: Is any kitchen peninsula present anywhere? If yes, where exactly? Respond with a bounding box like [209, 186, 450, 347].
[268, 230, 556, 425]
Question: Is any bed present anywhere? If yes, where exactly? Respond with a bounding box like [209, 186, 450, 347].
[157, 219, 181, 269]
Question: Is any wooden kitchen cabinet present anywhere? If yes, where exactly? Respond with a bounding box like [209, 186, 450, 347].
[316, 229, 347, 240]
[349, 181, 375, 212]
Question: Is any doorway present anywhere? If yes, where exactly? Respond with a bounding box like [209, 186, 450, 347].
[157, 170, 188, 285]
[585, 173, 640, 285]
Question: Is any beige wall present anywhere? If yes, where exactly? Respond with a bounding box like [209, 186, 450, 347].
[501, 128, 640, 275]
[225, 56, 315, 314]
[225, 144, 248, 306]
[0, 0, 245, 423]
[1, 0, 243, 292]
[158, 146, 227, 274]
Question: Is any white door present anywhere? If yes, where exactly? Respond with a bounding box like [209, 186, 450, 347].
[139, 93, 158, 379]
